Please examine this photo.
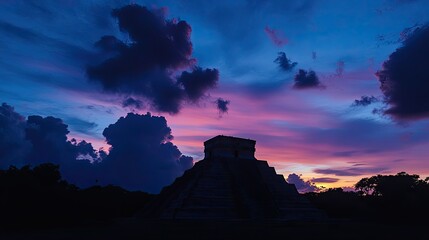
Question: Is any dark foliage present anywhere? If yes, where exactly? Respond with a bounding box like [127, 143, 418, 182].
[305, 188, 368, 219]
[0, 163, 153, 230]
[306, 172, 429, 223]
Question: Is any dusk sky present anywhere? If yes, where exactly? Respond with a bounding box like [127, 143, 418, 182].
[1, 0, 429, 193]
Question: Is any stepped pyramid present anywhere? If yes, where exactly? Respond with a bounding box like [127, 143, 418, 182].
[141, 135, 323, 220]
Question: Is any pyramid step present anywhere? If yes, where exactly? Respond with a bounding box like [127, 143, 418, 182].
[190, 188, 234, 197]
[182, 196, 236, 208]
[173, 207, 239, 219]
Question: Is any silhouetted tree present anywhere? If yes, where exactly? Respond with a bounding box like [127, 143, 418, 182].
[355, 172, 428, 197]
[305, 188, 367, 219]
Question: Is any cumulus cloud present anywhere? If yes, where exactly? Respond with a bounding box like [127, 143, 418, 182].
[286, 173, 319, 193]
[98, 112, 193, 192]
[264, 26, 288, 47]
[376, 24, 429, 119]
[87, 4, 219, 114]
[0, 104, 100, 185]
[0, 103, 31, 168]
[216, 98, 230, 114]
[352, 95, 380, 107]
[25, 115, 73, 165]
[293, 69, 323, 89]
[274, 52, 297, 71]
[0, 103, 193, 193]
[178, 155, 194, 172]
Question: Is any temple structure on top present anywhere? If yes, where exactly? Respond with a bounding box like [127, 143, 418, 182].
[204, 135, 256, 160]
[140, 135, 324, 220]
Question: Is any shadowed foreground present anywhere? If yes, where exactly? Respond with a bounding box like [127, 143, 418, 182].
[1, 219, 427, 240]
[1, 163, 428, 239]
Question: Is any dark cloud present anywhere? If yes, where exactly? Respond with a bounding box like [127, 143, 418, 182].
[110, 4, 194, 69]
[25, 115, 98, 166]
[313, 166, 388, 177]
[178, 155, 194, 172]
[0, 103, 193, 193]
[293, 69, 323, 89]
[264, 26, 288, 47]
[25, 115, 71, 165]
[87, 4, 219, 114]
[122, 97, 143, 110]
[286, 173, 319, 193]
[376, 25, 429, 119]
[352, 96, 380, 107]
[98, 112, 193, 193]
[94, 35, 126, 53]
[0, 103, 31, 168]
[0, 105, 100, 186]
[274, 52, 297, 71]
[311, 177, 339, 183]
[216, 98, 230, 114]
[178, 67, 219, 102]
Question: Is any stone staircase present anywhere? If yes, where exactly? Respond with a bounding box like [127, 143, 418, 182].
[138, 135, 324, 220]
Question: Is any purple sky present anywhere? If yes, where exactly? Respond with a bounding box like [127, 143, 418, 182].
[1, 0, 429, 192]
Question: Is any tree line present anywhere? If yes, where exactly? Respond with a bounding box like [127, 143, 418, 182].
[1, 163, 428, 231]
[0, 163, 153, 230]
[305, 172, 429, 223]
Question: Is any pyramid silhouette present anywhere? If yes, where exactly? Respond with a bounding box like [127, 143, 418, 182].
[141, 136, 323, 220]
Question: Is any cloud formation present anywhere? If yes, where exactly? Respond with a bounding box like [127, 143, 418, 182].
[177, 67, 219, 102]
[352, 96, 380, 107]
[293, 69, 322, 89]
[274, 52, 297, 71]
[0, 103, 192, 193]
[98, 112, 193, 192]
[376, 25, 429, 119]
[286, 173, 319, 193]
[0, 103, 31, 168]
[313, 166, 388, 176]
[311, 177, 339, 183]
[216, 98, 230, 114]
[0, 103, 100, 184]
[87, 4, 219, 114]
